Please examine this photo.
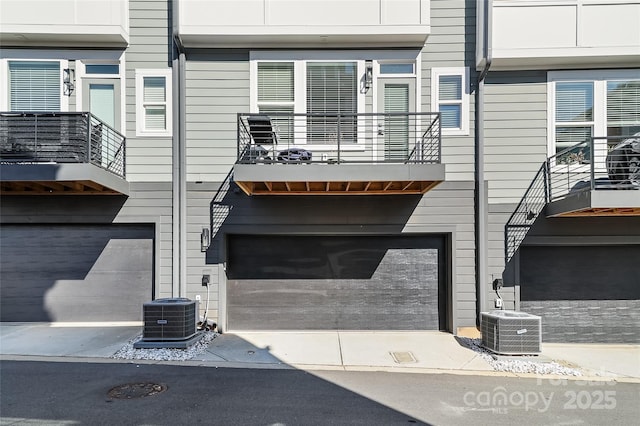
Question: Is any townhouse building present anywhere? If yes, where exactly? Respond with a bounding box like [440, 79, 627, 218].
[1, 0, 638, 343]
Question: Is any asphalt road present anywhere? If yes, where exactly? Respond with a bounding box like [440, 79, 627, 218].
[1, 360, 639, 425]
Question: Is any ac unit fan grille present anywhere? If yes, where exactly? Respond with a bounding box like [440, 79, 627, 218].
[481, 311, 541, 355]
[142, 298, 197, 341]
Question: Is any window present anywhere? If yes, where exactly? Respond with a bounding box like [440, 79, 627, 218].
[85, 64, 119, 75]
[554, 81, 594, 160]
[257, 62, 295, 143]
[252, 55, 364, 146]
[431, 68, 469, 135]
[306, 62, 357, 143]
[549, 70, 640, 158]
[607, 80, 640, 139]
[380, 63, 414, 75]
[135, 69, 172, 136]
[8, 61, 61, 111]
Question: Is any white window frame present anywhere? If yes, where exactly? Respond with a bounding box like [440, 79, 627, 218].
[547, 69, 640, 158]
[251, 57, 365, 149]
[76, 59, 125, 133]
[135, 68, 172, 137]
[1, 58, 69, 112]
[431, 67, 469, 136]
[250, 51, 420, 151]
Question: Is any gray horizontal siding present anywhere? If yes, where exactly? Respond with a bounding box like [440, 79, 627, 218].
[193, 179, 477, 330]
[421, 0, 477, 182]
[0, 182, 174, 300]
[185, 55, 250, 181]
[490, 203, 640, 316]
[486, 204, 518, 311]
[484, 71, 548, 204]
[185, 182, 223, 321]
[125, 0, 173, 182]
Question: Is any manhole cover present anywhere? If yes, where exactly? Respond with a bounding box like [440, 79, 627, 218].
[390, 351, 417, 364]
[108, 383, 167, 399]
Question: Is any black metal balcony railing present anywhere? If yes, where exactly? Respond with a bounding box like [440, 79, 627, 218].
[548, 135, 639, 200]
[505, 134, 640, 263]
[237, 112, 441, 165]
[0, 112, 126, 178]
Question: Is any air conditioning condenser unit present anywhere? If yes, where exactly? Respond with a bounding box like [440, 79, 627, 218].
[481, 310, 541, 355]
[133, 298, 199, 349]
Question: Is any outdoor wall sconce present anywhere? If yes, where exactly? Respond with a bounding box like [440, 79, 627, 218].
[364, 63, 373, 91]
[63, 68, 75, 96]
[200, 227, 211, 252]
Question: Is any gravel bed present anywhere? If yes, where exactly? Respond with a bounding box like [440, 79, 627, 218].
[458, 337, 583, 376]
[112, 331, 218, 361]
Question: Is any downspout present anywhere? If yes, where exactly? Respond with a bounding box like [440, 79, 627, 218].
[475, 0, 492, 323]
[171, 0, 187, 297]
[179, 49, 187, 298]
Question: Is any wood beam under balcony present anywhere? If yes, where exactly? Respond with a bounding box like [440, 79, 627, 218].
[233, 163, 446, 196]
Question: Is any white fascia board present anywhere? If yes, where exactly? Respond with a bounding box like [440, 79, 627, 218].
[0, 27, 129, 48]
[490, 47, 640, 71]
[177, 26, 430, 49]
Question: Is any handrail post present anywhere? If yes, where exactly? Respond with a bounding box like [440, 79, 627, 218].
[437, 114, 442, 164]
[86, 113, 92, 164]
[337, 114, 341, 163]
[123, 137, 126, 177]
[590, 138, 595, 190]
[33, 114, 38, 156]
[546, 158, 552, 202]
[504, 223, 508, 265]
[236, 113, 241, 162]
[542, 162, 549, 204]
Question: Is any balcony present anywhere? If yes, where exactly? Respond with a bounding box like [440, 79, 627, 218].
[505, 134, 640, 262]
[544, 136, 640, 217]
[0, 112, 128, 195]
[234, 112, 444, 195]
[177, 0, 430, 48]
[0, 0, 129, 48]
[485, 1, 640, 70]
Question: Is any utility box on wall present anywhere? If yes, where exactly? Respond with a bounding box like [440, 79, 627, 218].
[481, 310, 542, 355]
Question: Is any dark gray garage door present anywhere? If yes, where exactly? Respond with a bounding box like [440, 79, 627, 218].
[0, 224, 154, 322]
[520, 245, 640, 343]
[226, 235, 447, 331]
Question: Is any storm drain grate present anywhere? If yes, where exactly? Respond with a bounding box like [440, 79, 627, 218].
[390, 351, 417, 364]
[108, 383, 167, 399]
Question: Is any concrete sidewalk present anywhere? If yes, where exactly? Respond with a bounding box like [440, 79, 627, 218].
[1, 323, 638, 381]
[198, 331, 493, 373]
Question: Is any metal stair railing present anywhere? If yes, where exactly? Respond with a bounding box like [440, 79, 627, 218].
[504, 163, 549, 264]
[504, 135, 624, 264]
[209, 169, 235, 239]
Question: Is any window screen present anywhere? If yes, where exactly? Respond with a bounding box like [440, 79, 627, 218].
[306, 62, 357, 144]
[384, 83, 410, 160]
[438, 75, 462, 129]
[258, 62, 294, 103]
[143, 76, 166, 130]
[257, 63, 295, 143]
[607, 80, 640, 139]
[9, 61, 60, 111]
[556, 82, 593, 122]
[554, 81, 593, 158]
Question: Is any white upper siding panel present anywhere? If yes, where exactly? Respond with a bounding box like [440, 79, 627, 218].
[488, 0, 640, 70]
[178, 0, 430, 48]
[0, 0, 129, 47]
